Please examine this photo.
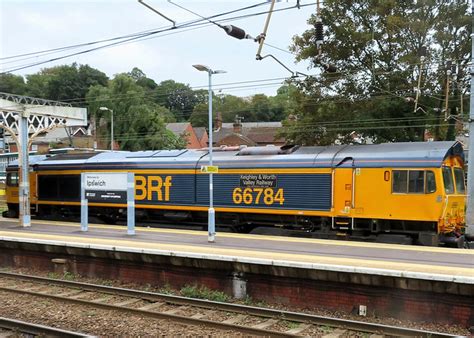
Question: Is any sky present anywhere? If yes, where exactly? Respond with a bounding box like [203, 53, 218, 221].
[0, 0, 320, 97]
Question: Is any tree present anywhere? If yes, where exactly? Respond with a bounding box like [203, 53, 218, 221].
[154, 80, 204, 121]
[189, 103, 209, 128]
[118, 103, 185, 151]
[128, 67, 158, 91]
[24, 63, 108, 101]
[217, 94, 251, 122]
[269, 84, 300, 121]
[86, 73, 184, 151]
[0, 74, 26, 94]
[25, 73, 50, 98]
[285, 0, 470, 144]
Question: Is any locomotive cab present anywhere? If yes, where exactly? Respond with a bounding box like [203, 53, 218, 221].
[437, 156, 466, 246]
[4, 170, 19, 217]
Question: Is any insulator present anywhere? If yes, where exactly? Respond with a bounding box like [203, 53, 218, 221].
[315, 21, 323, 47]
[223, 25, 247, 40]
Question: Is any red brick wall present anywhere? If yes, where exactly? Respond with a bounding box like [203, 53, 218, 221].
[1, 248, 472, 328]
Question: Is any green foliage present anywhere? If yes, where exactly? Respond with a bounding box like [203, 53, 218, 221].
[0, 73, 26, 94]
[10, 62, 300, 149]
[285, 0, 470, 144]
[86, 71, 186, 151]
[189, 103, 209, 128]
[218, 94, 250, 122]
[282, 321, 300, 330]
[154, 80, 204, 121]
[128, 67, 158, 90]
[250, 94, 271, 121]
[157, 284, 175, 295]
[46, 272, 59, 279]
[180, 285, 230, 302]
[25, 63, 108, 101]
[62, 271, 76, 281]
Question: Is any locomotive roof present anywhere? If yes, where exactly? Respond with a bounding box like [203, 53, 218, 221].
[7, 141, 464, 169]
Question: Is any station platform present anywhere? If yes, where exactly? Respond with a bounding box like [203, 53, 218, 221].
[0, 217, 472, 283]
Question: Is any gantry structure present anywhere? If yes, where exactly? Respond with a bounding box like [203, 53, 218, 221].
[0, 92, 87, 227]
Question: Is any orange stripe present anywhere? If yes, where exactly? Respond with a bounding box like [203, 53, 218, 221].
[38, 169, 332, 175]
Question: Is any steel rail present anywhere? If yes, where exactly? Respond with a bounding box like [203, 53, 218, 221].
[0, 271, 455, 337]
[0, 316, 93, 337]
[0, 286, 295, 337]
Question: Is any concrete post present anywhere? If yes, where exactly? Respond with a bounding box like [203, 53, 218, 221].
[466, 3, 474, 238]
[208, 71, 215, 243]
[19, 112, 30, 227]
[80, 172, 88, 232]
[232, 272, 247, 299]
[127, 172, 135, 235]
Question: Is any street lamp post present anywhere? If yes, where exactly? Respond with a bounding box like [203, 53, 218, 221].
[193, 64, 226, 243]
[99, 107, 114, 151]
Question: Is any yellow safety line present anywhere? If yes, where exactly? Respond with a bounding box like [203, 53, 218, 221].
[0, 230, 471, 278]
[2, 217, 470, 255]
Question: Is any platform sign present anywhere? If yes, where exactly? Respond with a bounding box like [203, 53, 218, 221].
[85, 173, 128, 203]
[81, 172, 135, 235]
[201, 165, 219, 174]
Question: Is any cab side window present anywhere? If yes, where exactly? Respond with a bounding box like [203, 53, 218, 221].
[392, 170, 408, 193]
[426, 171, 436, 193]
[392, 170, 436, 194]
[442, 167, 454, 194]
[408, 171, 424, 193]
[6, 172, 18, 187]
[453, 167, 466, 194]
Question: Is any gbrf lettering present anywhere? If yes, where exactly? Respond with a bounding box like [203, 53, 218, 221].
[135, 175, 172, 201]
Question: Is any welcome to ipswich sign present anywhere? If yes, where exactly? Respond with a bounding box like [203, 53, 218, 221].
[81, 172, 135, 235]
[85, 173, 128, 203]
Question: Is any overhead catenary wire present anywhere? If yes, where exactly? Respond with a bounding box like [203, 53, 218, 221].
[96, 118, 443, 140]
[1, 1, 272, 63]
[15, 57, 457, 107]
[1, 51, 466, 120]
[1, 2, 318, 74]
[87, 120, 453, 145]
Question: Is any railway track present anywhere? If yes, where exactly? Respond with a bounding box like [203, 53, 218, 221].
[0, 271, 453, 337]
[0, 316, 91, 337]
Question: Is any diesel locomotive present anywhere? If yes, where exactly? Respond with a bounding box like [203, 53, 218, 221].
[4, 141, 467, 246]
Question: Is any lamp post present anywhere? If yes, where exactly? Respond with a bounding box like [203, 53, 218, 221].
[193, 64, 226, 243]
[99, 106, 114, 150]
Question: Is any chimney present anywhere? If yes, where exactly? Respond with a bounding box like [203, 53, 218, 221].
[233, 115, 243, 134]
[216, 112, 223, 130]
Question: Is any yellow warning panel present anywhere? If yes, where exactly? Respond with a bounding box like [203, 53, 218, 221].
[200, 166, 219, 174]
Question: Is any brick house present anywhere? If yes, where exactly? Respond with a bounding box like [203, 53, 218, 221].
[213, 114, 285, 147]
[7, 126, 93, 153]
[166, 122, 208, 149]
